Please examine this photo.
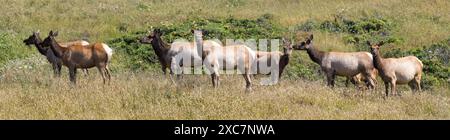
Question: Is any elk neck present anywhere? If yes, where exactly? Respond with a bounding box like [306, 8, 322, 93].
[306, 45, 325, 65]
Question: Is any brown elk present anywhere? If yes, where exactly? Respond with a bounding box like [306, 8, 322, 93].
[41, 31, 113, 84]
[293, 34, 376, 88]
[23, 31, 90, 77]
[368, 41, 423, 96]
[139, 29, 172, 75]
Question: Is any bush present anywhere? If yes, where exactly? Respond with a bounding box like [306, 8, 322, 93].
[294, 15, 403, 50]
[0, 32, 30, 66]
[322, 16, 402, 50]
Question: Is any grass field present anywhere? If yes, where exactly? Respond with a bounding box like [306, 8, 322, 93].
[0, 0, 449, 119]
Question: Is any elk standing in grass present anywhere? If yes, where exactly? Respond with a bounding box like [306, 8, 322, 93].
[293, 34, 376, 89]
[23, 31, 90, 77]
[139, 29, 221, 82]
[255, 38, 293, 85]
[203, 42, 257, 91]
[41, 31, 113, 84]
[139, 29, 172, 76]
[368, 41, 423, 96]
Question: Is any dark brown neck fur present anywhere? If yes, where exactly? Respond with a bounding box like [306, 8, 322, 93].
[47, 38, 66, 58]
[32, 37, 48, 56]
[151, 35, 170, 65]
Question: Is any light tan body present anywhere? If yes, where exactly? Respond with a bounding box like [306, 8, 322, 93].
[294, 35, 376, 88]
[204, 44, 256, 90]
[369, 42, 423, 96]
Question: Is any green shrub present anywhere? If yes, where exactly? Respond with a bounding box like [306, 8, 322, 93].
[294, 15, 403, 50]
[0, 32, 30, 67]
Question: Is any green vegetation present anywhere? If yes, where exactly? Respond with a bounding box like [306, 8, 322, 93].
[0, 33, 31, 66]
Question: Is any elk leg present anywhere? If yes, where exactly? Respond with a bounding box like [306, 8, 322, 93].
[210, 73, 216, 88]
[57, 62, 63, 77]
[408, 81, 416, 92]
[415, 75, 422, 92]
[215, 70, 220, 88]
[69, 67, 77, 84]
[97, 66, 106, 84]
[345, 77, 350, 87]
[52, 63, 58, 77]
[243, 74, 252, 92]
[161, 65, 167, 75]
[327, 71, 336, 87]
[384, 81, 389, 97]
[365, 72, 376, 89]
[105, 66, 112, 85]
[391, 80, 397, 96]
[82, 69, 89, 76]
[169, 69, 176, 84]
[326, 73, 332, 87]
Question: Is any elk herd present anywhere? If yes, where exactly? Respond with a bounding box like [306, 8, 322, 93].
[22, 29, 424, 97]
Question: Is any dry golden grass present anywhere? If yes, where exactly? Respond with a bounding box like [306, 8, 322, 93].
[1, 56, 449, 119]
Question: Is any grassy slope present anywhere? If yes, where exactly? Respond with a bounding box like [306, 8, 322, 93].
[0, 0, 449, 119]
[0, 56, 449, 119]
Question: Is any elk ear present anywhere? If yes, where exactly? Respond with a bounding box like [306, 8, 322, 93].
[306, 38, 311, 44]
[378, 41, 384, 47]
[202, 30, 208, 36]
[50, 31, 58, 37]
[366, 41, 372, 46]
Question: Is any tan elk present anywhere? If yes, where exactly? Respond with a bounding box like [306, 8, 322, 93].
[254, 38, 293, 85]
[23, 31, 90, 77]
[41, 31, 113, 84]
[203, 43, 257, 91]
[293, 34, 376, 88]
[139, 29, 221, 82]
[368, 41, 423, 96]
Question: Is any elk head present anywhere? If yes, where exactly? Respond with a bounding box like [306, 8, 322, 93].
[140, 28, 163, 44]
[23, 31, 42, 47]
[293, 34, 313, 50]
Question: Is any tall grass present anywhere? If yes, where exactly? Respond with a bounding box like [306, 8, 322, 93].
[0, 57, 449, 119]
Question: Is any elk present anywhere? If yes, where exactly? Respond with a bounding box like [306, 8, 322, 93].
[41, 31, 113, 84]
[368, 41, 423, 96]
[293, 34, 376, 88]
[254, 38, 293, 85]
[23, 31, 90, 77]
[203, 42, 257, 91]
[139, 29, 221, 82]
